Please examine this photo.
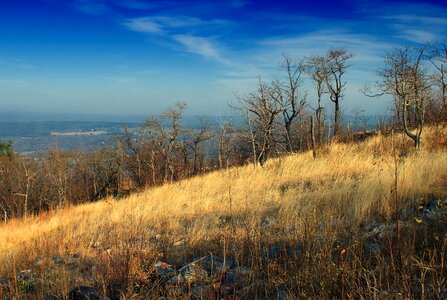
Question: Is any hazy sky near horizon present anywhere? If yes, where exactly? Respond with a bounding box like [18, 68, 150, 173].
[1, 0, 446, 116]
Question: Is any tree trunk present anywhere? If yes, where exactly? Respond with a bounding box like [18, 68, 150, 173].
[402, 97, 422, 150]
[334, 98, 340, 136]
[193, 147, 199, 175]
[150, 149, 156, 186]
[310, 116, 316, 159]
[284, 121, 293, 153]
[218, 136, 223, 169]
[316, 105, 323, 146]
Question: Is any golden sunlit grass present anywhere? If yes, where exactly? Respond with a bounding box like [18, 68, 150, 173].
[1, 125, 447, 298]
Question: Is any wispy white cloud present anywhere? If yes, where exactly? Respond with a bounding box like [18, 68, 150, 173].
[384, 15, 447, 26]
[398, 29, 438, 43]
[122, 15, 232, 63]
[123, 17, 165, 34]
[173, 34, 228, 63]
[123, 15, 231, 34]
[258, 31, 393, 70]
[374, 2, 447, 43]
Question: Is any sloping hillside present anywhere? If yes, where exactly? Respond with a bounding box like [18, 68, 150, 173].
[1, 126, 447, 299]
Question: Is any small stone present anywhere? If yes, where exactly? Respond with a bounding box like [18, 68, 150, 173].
[153, 261, 175, 280]
[16, 270, 39, 293]
[170, 262, 208, 285]
[192, 256, 232, 275]
[51, 255, 65, 265]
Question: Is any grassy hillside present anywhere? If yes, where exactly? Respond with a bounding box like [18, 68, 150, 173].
[1, 126, 447, 299]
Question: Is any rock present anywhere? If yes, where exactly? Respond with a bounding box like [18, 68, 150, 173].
[192, 256, 232, 275]
[68, 286, 109, 300]
[153, 261, 175, 280]
[170, 262, 208, 285]
[51, 255, 65, 265]
[66, 254, 80, 271]
[363, 220, 381, 233]
[17, 269, 39, 292]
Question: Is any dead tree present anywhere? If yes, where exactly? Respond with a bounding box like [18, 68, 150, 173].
[364, 46, 431, 149]
[234, 79, 282, 165]
[123, 125, 145, 187]
[305, 55, 328, 145]
[429, 42, 447, 120]
[324, 49, 354, 136]
[186, 117, 214, 174]
[14, 160, 35, 218]
[273, 55, 307, 152]
[144, 102, 187, 182]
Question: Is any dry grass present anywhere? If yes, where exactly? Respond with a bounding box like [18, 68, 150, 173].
[1, 125, 447, 298]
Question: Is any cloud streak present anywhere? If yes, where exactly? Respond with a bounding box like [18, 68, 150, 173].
[123, 17, 165, 34]
[122, 14, 233, 63]
[173, 34, 228, 63]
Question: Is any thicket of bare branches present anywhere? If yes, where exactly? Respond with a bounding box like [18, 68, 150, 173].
[363, 44, 442, 149]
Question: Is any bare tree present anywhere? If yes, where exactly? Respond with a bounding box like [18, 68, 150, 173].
[305, 55, 328, 145]
[233, 78, 282, 165]
[273, 55, 307, 152]
[123, 125, 145, 187]
[46, 149, 70, 209]
[364, 45, 431, 149]
[324, 49, 354, 136]
[429, 42, 447, 119]
[144, 102, 187, 182]
[185, 117, 214, 174]
[13, 160, 35, 218]
[217, 118, 235, 169]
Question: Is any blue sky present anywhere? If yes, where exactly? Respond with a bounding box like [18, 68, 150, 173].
[0, 0, 446, 117]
